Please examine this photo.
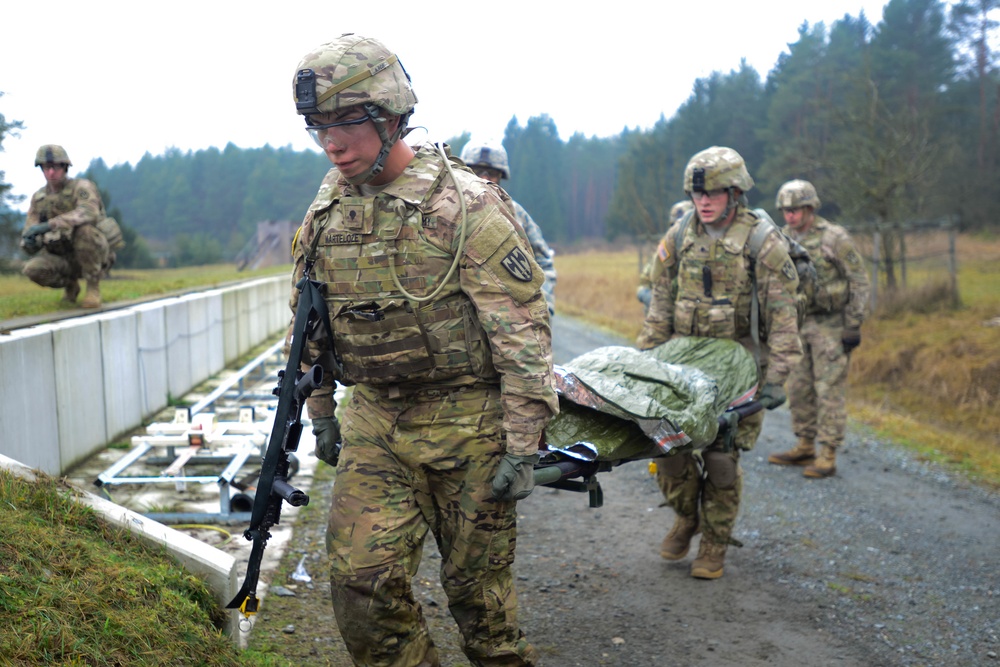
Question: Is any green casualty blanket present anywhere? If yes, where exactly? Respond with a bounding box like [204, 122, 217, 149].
[544, 337, 758, 463]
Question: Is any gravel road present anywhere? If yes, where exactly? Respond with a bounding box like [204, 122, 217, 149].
[246, 314, 1000, 666]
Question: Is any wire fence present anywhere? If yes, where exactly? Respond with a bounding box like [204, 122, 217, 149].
[846, 219, 959, 312]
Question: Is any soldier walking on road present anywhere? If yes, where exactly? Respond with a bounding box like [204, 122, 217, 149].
[637, 147, 802, 579]
[288, 34, 557, 666]
[20, 145, 110, 308]
[461, 138, 558, 316]
[768, 180, 870, 478]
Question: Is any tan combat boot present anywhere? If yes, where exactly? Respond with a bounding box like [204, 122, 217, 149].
[80, 281, 102, 309]
[61, 281, 81, 304]
[768, 437, 816, 466]
[660, 514, 699, 560]
[804, 445, 837, 478]
[690, 540, 728, 580]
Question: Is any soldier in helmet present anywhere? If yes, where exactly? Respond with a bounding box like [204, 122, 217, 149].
[460, 138, 558, 316]
[768, 180, 870, 478]
[637, 200, 693, 311]
[20, 145, 110, 308]
[288, 34, 556, 666]
[637, 147, 802, 579]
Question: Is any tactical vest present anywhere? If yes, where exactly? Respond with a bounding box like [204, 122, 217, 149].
[306, 160, 496, 387]
[672, 215, 757, 341]
[795, 220, 849, 314]
[31, 178, 105, 223]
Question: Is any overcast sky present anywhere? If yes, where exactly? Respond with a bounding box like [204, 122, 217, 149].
[2, 0, 893, 211]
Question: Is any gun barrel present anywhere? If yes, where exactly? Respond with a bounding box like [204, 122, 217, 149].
[272, 477, 309, 507]
[295, 364, 323, 401]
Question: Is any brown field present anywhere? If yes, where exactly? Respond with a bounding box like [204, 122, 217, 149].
[555, 232, 1000, 487]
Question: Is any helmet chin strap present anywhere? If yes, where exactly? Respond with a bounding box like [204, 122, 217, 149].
[704, 189, 740, 225]
[344, 103, 412, 185]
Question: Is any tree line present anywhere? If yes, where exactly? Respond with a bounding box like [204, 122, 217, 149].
[2, 0, 997, 270]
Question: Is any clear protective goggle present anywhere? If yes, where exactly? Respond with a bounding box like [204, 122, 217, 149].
[305, 114, 370, 148]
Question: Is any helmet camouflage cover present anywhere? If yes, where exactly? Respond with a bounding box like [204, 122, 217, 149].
[293, 33, 417, 117]
[460, 138, 511, 179]
[683, 146, 754, 193]
[776, 179, 821, 210]
[34, 144, 72, 167]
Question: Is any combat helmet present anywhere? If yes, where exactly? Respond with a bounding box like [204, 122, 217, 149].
[776, 179, 821, 210]
[293, 33, 417, 184]
[683, 146, 754, 194]
[683, 146, 753, 224]
[34, 145, 72, 167]
[460, 138, 510, 180]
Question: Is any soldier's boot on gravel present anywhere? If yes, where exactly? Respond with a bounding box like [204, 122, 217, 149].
[803, 445, 837, 478]
[61, 280, 81, 304]
[768, 437, 816, 466]
[80, 281, 102, 309]
[690, 539, 728, 580]
[660, 514, 700, 560]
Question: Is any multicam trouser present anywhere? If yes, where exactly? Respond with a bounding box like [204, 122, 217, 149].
[327, 383, 537, 667]
[787, 313, 849, 450]
[22, 224, 110, 288]
[654, 409, 764, 544]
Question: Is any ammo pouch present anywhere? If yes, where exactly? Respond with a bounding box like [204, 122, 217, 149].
[97, 217, 126, 250]
[332, 296, 494, 386]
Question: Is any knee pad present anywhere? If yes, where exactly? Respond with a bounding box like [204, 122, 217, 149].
[703, 450, 739, 489]
[659, 453, 690, 479]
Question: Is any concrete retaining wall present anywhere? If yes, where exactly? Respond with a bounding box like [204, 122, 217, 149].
[0, 276, 290, 476]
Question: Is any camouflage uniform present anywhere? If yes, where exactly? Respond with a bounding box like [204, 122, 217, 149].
[291, 84, 556, 666]
[776, 185, 870, 476]
[22, 174, 110, 301]
[512, 200, 557, 315]
[637, 200, 694, 310]
[637, 147, 802, 578]
[460, 140, 557, 315]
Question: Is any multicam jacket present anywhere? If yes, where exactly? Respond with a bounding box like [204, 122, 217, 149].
[787, 216, 870, 329]
[636, 207, 803, 387]
[290, 142, 558, 454]
[25, 178, 104, 230]
[512, 200, 556, 313]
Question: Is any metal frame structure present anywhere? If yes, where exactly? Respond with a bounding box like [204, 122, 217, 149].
[94, 340, 287, 524]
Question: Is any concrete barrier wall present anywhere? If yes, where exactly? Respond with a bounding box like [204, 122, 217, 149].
[0, 276, 288, 476]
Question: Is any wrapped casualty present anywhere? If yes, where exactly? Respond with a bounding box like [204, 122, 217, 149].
[542, 336, 759, 468]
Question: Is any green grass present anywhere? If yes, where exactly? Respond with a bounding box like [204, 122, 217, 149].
[0, 469, 282, 666]
[0, 263, 290, 321]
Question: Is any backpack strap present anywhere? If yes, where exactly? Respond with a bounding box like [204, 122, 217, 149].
[747, 210, 779, 372]
[673, 208, 695, 259]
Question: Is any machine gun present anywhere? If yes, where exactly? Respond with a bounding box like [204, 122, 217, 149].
[227, 265, 334, 620]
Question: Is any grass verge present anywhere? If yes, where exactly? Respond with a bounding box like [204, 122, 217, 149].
[0, 263, 290, 321]
[0, 468, 282, 666]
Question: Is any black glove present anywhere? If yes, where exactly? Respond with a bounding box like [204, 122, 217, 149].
[757, 383, 787, 410]
[20, 222, 51, 255]
[842, 327, 862, 354]
[312, 416, 341, 466]
[491, 453, 540, 502]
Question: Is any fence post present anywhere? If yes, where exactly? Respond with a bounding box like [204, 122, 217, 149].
[870, 230, 880, 312]
[898, 223, 907, 289]
[948, 225, 958, 306]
